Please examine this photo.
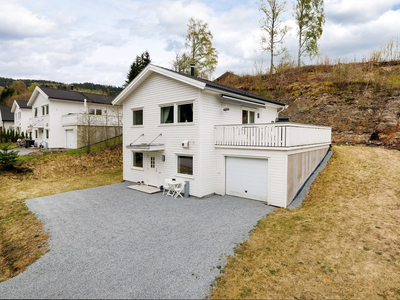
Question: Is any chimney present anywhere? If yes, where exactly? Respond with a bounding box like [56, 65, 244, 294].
[71, 84, 74, 91]
[190, 64, 195, 76]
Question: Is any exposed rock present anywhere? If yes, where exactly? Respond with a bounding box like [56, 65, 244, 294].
[280, 94, 400, 150]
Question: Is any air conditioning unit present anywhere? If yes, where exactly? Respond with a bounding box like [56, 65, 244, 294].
[182, 140, 189, 148]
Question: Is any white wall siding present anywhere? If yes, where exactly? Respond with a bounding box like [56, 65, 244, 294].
[122, 73, 201, 196]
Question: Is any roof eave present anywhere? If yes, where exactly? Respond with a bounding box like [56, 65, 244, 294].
[27, 86, 48, 106]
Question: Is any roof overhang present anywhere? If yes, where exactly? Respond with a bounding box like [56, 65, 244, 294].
[125, 144, 165, 152]
[112, 64, 206, 105]
[27, 87, 49, 107]
[11, 100, 18, 113]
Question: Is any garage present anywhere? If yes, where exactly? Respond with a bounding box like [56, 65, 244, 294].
[225, 157, 268, 202]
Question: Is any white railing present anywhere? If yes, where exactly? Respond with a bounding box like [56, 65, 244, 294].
[62, 113, 121, 127]
[215, 123, 331, 147]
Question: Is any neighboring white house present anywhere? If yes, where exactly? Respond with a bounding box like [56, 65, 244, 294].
[0, 106, 14, 131]
[113, 64, 331, 208]
[11, 100, 32, 135]
[27, 86, 122, 149]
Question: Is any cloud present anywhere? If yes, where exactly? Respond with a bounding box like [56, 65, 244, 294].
[325, 0, 400, 25]
[0, 1, 57, 40]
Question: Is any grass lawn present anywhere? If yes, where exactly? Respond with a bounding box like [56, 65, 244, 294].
[211, 145, 400, 299]
[0, 144, 123, 281]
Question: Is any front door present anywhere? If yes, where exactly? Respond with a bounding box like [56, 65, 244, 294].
[147, 153, 159, 187]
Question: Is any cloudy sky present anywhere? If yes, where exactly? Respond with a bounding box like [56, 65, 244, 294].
[1, 0, 400, 87]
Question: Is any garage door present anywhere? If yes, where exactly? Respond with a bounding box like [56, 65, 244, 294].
[225, 157, 268, 202]
[66, 130, 74, 148]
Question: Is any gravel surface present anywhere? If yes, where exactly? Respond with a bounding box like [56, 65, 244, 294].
[0, 182, 274, 299]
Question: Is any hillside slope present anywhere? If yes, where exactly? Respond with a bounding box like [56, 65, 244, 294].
[218, 61, 400, 149]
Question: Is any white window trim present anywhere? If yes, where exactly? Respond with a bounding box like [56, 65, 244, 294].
[131, 107, 144, 127]
[159, 99, 195, 125]
[131, 151, 144, 171]
[175, 153, 195, 178]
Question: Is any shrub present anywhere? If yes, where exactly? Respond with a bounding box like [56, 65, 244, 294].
[0, 143, 20, 170]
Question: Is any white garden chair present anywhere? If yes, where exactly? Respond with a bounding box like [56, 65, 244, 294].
[173, 181, 185, 198]
[163, 179, 174, 197]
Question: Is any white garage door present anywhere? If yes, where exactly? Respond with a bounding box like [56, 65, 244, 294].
[225, 157, 268, 202]
[66, 130, 74, 148]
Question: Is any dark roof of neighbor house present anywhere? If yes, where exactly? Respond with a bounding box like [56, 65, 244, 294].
[156, 65, 285, 107]
[16, 100, 31, 109]
[0, 106, 14, 121]
[39, 87, 115, 105]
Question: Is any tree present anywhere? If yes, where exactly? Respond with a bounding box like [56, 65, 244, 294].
[258, 0, 291, 74]
[0, 143, 20, 170]
[172, 18, 218, 80]
[124, 51, 151, 87]
[294, 0, 325, 67]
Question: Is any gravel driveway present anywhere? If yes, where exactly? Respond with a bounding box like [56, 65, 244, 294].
[0, 182, 274, 299]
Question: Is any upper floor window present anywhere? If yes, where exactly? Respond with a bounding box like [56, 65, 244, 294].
[42, 105, 49, 116]
[161, 106, 174, 124]
[160, 102, 194, 124]
[178, 103, 193, 123]
[133, 109, 143, 126]
[242, 110, 255, 124]
[88, 108, 102, 115]
[34, 108, 38, 117]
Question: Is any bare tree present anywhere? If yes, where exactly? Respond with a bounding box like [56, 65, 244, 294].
[258, 0, 291, 74]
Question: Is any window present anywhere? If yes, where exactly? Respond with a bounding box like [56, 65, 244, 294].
[242, 110, 255, 124]
[34, 108, 38, 117]
[177, 156, 193, 175]
[35, 130, 38, 138]
[42, 105, 49, 116]
[45, 129, 49, 139]
[133, 152, 143, 168]
[161, 106, 174, 124]
[150, 156, 155, 168]
[133, 109, 143, 125]
[178, 103, 193, 123]
[88, 108, 102, 115]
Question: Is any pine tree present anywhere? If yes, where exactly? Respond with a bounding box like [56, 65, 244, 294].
[124, 51, 151, 87]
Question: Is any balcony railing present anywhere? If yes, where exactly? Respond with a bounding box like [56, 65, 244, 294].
[215, 123, 331, 148]
[62, 113, 122, 127]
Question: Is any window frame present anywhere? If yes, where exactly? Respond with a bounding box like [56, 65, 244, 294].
[132, 151, 144, 170]
[34, 108, 38, 117]
[176, 155, 194, 177]
[242, 108, 256, 124]
[132, 107, 144, 126]
[159, 100, 195, 125]
[45, 129, 49, 139]
[178, 103, 193, 123]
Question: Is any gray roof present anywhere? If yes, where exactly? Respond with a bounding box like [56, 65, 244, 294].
[0, 106, 14, 121]
[157, 65, 285, 107]
[40, 87, 115, 105]
[16, 100, 31, 109]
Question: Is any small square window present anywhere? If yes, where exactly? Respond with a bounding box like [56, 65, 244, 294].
[133, 110, 143, 125]
[133, 152, 143, 168]
[177, 156, 193, 175]
[95, 109, 102, 115]
[161, 106, 174, 124]
[178, 103, 193, 123]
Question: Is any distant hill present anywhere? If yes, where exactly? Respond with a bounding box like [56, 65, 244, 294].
[0, 77, 123, 106]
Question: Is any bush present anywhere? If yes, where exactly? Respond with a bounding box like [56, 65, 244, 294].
[0, 143, 20, 170]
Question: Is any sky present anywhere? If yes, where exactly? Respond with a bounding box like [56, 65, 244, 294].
[1, 0, 400, 87]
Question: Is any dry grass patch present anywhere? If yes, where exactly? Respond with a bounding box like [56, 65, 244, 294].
[0, 147, 123, 281]
[211, 145, 400, 299]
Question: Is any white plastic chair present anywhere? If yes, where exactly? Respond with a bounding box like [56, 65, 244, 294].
[173, 181, 185, 198]
[163, 179, 174, 197]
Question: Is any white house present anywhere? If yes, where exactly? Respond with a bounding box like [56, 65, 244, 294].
[113, 64, 331, 208]
[27, 86, 122, 149]
[0, 106, 14, 130]
[11, 100, 32, 135]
